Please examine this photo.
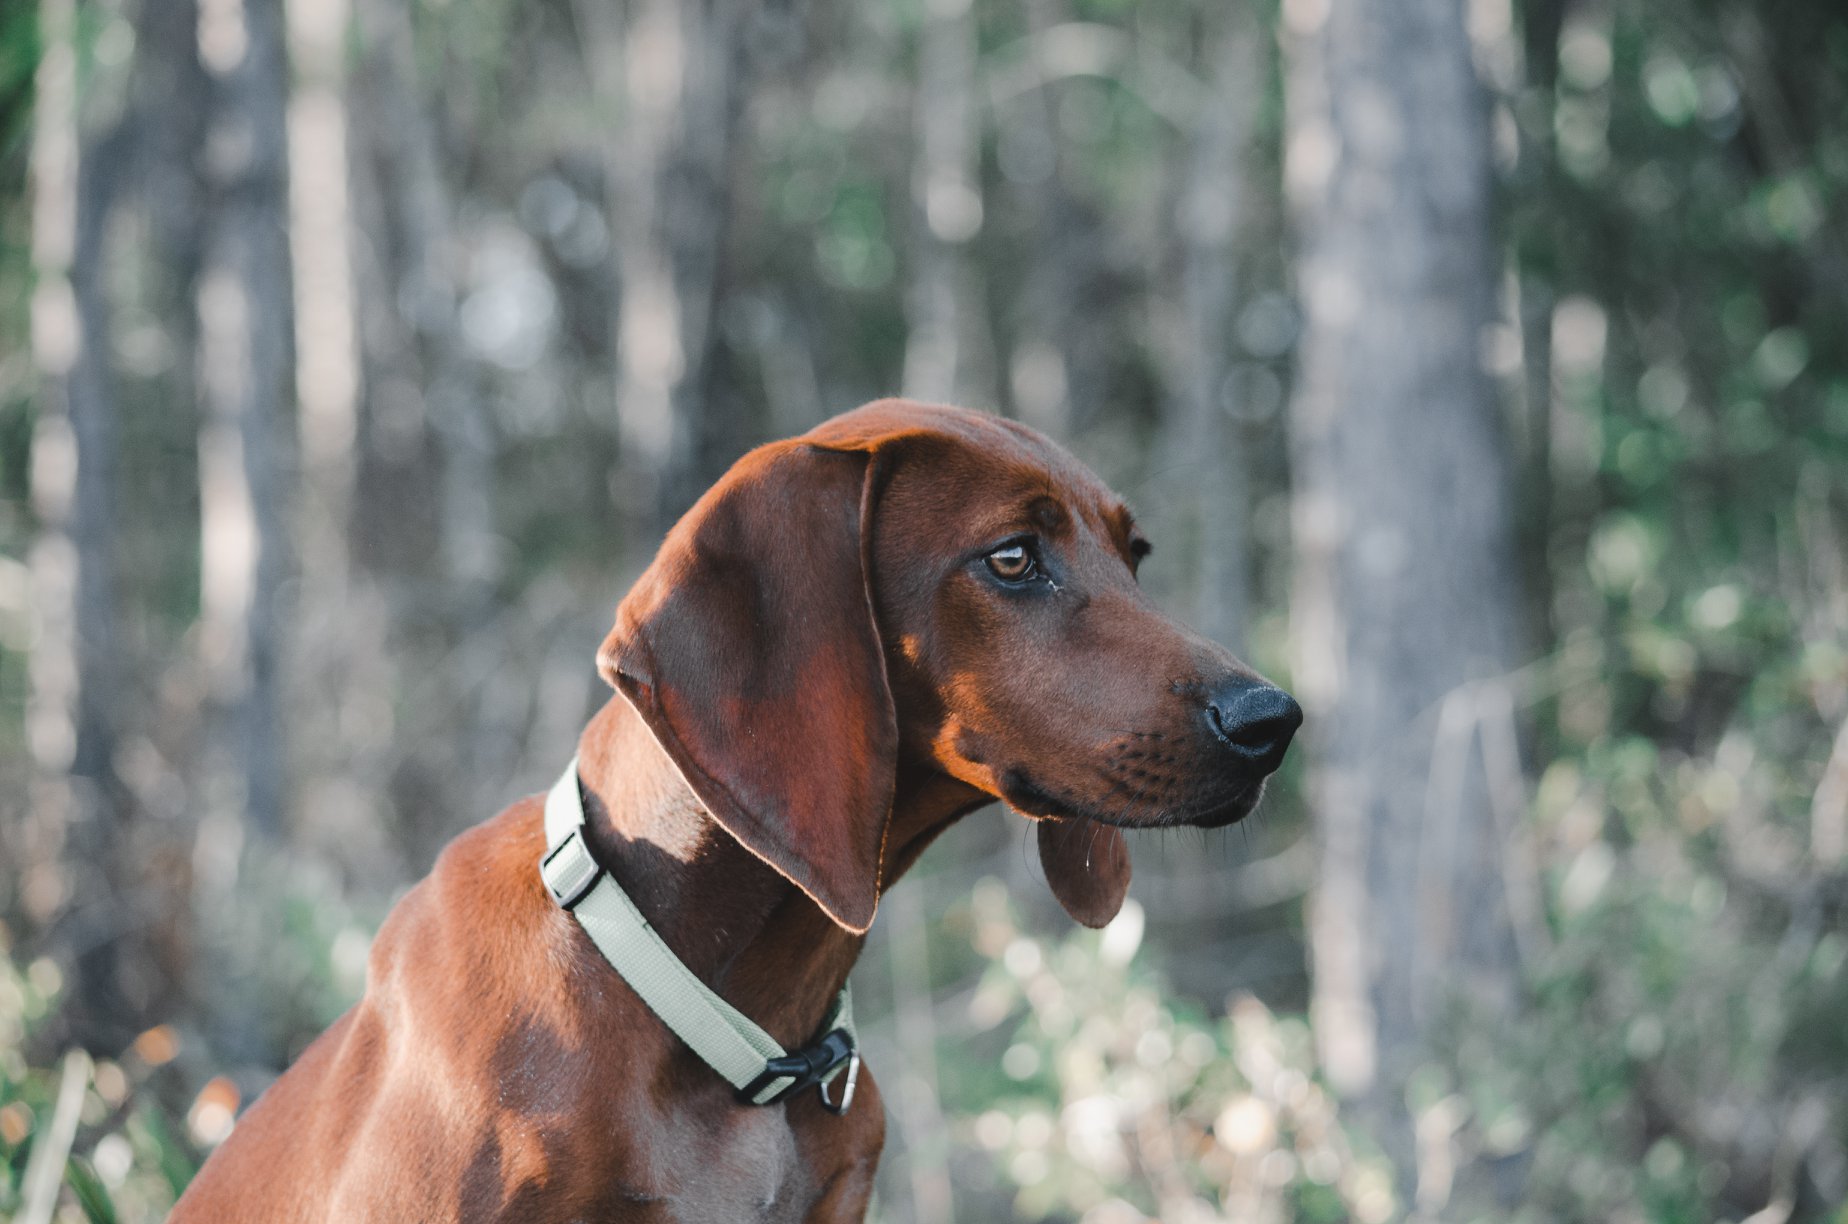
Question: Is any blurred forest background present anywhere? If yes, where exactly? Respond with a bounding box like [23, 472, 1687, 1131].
[1, 0, 1846, 1217]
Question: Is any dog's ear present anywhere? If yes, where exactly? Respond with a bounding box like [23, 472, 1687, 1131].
[600, 442, 896, 934]
[1037, 819, 1131, 928]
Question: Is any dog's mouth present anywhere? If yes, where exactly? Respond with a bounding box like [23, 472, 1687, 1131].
[999, 768, 1262, 830]
[1187, 789, 1262, 829]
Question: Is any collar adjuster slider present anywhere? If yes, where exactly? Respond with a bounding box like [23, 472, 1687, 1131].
[540, 828, 603, 910]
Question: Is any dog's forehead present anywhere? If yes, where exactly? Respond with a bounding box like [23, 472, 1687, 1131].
[807, 399, 1125, 523]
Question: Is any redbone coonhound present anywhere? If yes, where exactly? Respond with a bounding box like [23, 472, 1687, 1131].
[173, 399, 1300, 1222]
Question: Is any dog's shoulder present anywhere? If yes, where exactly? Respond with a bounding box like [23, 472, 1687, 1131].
[364, 794, 563, 1001]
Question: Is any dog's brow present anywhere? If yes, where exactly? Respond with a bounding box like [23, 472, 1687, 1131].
[1103, 507, 1150, 564]
[1109, 503, 1142, 541]
[1027, 495, 1069, 534]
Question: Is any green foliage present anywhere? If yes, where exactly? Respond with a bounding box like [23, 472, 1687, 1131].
[935, 882, 1397, 1223]
[938, 827, 1846, 1222]
[1418, 727, 1848, 1222]
[0, 2, 37, 176]
[0, 850, 375, 1223]
[1485, 0, 1848, 1211]
[0, 933, 198, 1224]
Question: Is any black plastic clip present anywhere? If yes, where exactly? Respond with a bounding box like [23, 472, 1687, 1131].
[738, 1028, 858, 1109]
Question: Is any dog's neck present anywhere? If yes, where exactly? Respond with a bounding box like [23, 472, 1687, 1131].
[572, 697, 984, 1051]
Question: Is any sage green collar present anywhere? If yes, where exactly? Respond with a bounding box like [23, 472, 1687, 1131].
[539, 758, 859, 1110]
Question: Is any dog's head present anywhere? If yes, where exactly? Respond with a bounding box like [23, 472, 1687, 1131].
[601, 400, 1300, 934]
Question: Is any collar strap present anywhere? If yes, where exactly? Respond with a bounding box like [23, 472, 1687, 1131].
[539, 758, 859, 1111]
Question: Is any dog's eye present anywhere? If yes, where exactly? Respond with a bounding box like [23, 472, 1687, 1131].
[985, 543, 1037, 583]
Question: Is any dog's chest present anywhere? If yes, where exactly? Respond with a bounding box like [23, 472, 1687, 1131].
[597, 1103, 824, 1223]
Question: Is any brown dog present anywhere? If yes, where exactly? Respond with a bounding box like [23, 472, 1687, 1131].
[172, 400, 1300, 1222]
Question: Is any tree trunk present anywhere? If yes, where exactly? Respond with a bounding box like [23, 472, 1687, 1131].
[285, 0, 384, 867]
[1004, 1, 1111, 438]
[26, 0, 133, 1045]
[902, 0, 988, 409]
[1515, 0, 1564, 650]
[350, 0, 492, 615]
[348, 0, 496, 867]
[586, 0, 755, 536]
[196, 0, 295, 843]
[288, 0, 360, 593]
[1158, 18, 1259, 655]
[1283, 0, 1526, 1183]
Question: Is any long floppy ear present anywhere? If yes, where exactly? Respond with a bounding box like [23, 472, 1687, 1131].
[1037, 819, 1131, 928]
[599, 442, 896, 934]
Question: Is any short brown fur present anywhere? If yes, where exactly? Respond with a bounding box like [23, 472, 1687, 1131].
[174, 400, 1290, 1222]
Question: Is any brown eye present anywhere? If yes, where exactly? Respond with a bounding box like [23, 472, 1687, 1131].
[985, 542, 1036, 582]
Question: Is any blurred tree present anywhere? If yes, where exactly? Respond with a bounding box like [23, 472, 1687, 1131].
[195, 0, 293, 842]
[1156, 14, 1260, 655]
[589, 0, 758, 532]
[287, 0, 359, 596]
[26, 0, 130, 1042]
[188, 0, 297, 1073]
[283, 0, 379, 884]
[345, 0, 497, 868]
[1512, 0, 1565, 650]
[1283, 0, 1528, 1189]
[901, 0, 988, 409]
[997, 5, 1116, 440]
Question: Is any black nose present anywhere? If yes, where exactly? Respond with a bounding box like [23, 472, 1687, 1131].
[1205, 682, 1303, 774]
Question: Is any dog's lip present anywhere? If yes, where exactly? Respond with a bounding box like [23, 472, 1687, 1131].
[1000, 768, 1260, 830]
[1090, 786, 1259, 830]
[1188, 789, 1260, 829]
[998, 769, 1068, 820]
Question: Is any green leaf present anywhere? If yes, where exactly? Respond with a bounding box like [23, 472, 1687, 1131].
[64, 1154, 120, 1224]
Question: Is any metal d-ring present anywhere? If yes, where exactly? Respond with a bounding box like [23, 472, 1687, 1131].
[817, 1050, 860, 1116]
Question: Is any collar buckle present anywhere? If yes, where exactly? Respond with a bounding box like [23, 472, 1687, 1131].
[737, 1027, 857, 1108]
